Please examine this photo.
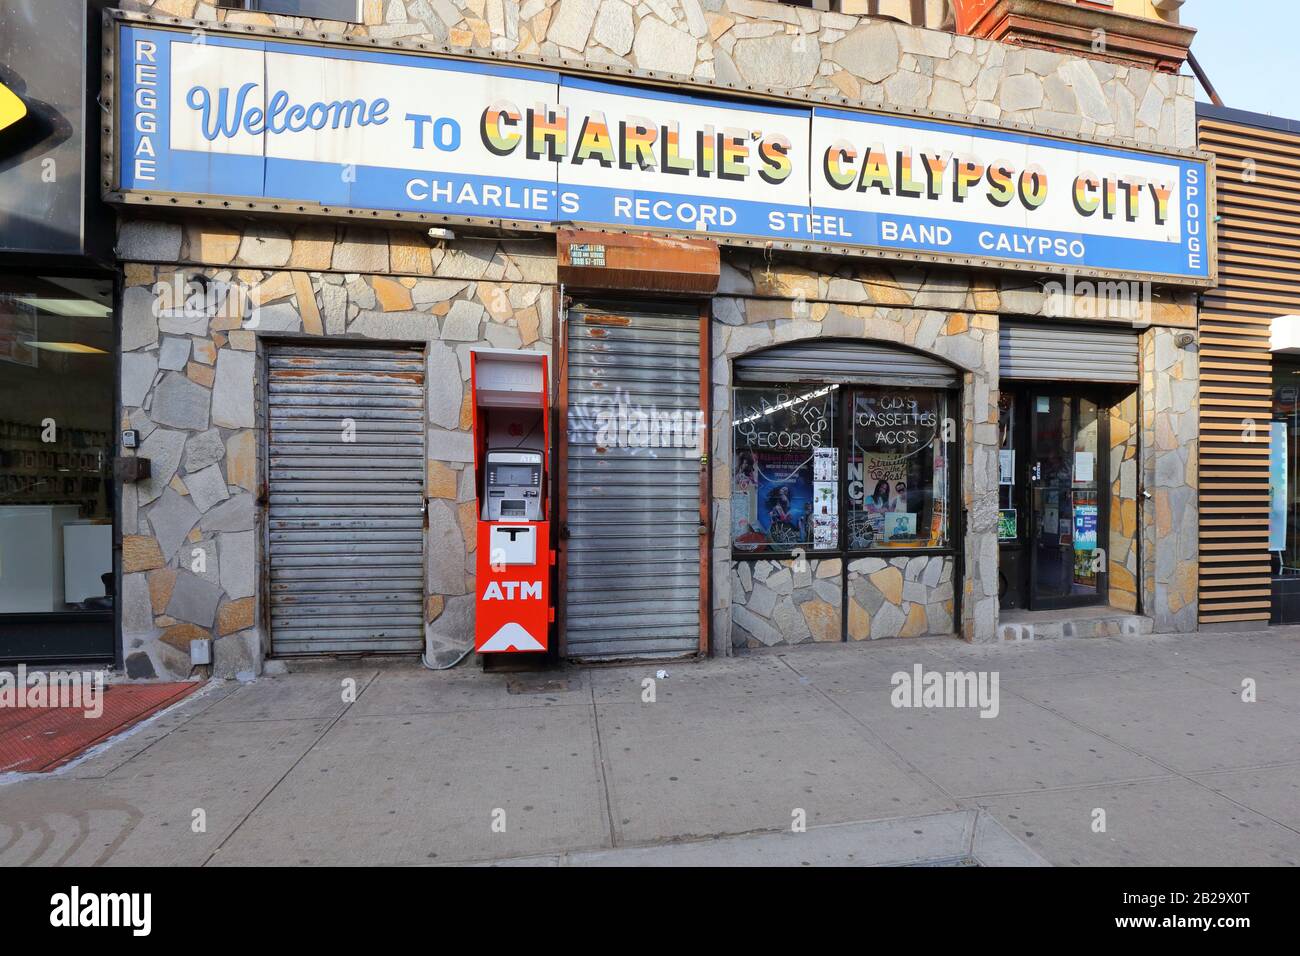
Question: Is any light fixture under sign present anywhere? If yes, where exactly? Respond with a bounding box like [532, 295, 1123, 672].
[24, 342, 109, 354]
[15, 297, 112, 318]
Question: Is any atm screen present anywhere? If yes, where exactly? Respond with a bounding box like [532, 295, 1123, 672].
[493, 466, 535, 487]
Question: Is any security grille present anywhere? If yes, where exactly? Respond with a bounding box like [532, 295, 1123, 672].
[267, 345, 426, 655]
[735, 339, 959, 387]
[564, 304, 703, 659]
[999, 322, 1139, 383]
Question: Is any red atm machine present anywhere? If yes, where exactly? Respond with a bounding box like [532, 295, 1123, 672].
[470, 350, 552, 654]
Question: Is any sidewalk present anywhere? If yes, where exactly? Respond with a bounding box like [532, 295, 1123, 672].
[2, 628, 1298, 866]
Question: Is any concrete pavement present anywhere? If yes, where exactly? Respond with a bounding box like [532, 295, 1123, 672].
[2, 627, 1298, 866]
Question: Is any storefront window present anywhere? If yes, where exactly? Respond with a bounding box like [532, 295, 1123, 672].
[731, 382, 953, 554]
[0, 277, 115, 617]
[847, 387, 950, 549]
[731, 384, 838, 552]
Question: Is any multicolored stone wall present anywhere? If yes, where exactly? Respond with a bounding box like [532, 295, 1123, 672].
[1140, 326, 1199, 632]
[845, 554, 955, 639]
[1108, 391, 1140, 613]
[117, 0, 1202, 657]
[125, 0, 1197, 151]
[730, 558, 842, 648]
[117, 219, 1198, 674]
[116, 219, 554, 679]
[710, 258, 1001, 651]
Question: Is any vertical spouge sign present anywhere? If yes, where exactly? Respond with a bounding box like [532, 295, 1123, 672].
[112, 20, 1212, 282]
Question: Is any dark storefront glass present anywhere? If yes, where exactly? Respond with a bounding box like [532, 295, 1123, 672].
[846, 387, 950, 549]
[731, 383, 952, 555]
[731, 384, 837, 552]
[0, 276, 115, 623]
[1029, 394, 1100, 603]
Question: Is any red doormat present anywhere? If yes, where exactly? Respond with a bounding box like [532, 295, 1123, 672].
[0, 681, 203, 774]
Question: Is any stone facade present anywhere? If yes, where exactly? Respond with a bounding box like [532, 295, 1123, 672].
[1108, 391, 1140, 614]
[710, 259, 1000, 649]
[846, 554, 955, 640]
[116, 219, 553, 679]
[122, 0, 1196, 150]
[731, 557, 841, 647]
[111, 0, 1202, 674]
[1141, 325, 1200, 632]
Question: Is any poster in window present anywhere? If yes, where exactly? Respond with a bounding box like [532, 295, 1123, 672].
[1074, 451, 1095, 484]
[1270, 421, 1287, 553]
[998, 508, 1017, 541]
[1073, 503, 1098, 551]
[881, 512, 917, 538]
[733, 386, 833, 551]
[813, 446, 837, 481]
[1042, 505, 1059, 536]
[999, 449, 1015, 485]
[813, 515, 837, 550]
[858, 451, 909, 513]
[732, 448, 813, 551]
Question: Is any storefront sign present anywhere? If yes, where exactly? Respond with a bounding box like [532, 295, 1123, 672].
[108, 18, 1213, 284]
[1, 0, 113, 259]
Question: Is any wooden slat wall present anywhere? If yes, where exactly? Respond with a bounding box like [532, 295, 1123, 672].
[1197, 112, 1300, 624]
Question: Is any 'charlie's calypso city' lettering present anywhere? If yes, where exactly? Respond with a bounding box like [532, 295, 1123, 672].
[182, 80, 1172, 228]
[824, 142, 1172, 225]
[479, 100, 794, 183]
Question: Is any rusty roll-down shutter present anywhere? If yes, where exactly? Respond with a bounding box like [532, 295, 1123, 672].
[267, 345, 427, 655]
[563, 304, 705, 659]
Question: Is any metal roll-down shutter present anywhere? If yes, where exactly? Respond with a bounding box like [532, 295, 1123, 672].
[267, 345, 426, 655]
[564, 304, 703, 659]
[999, 322, 1139, 383]
[735, 339, 959, 387]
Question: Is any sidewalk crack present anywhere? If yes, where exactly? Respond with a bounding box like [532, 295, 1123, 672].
[587, 681, 619, 849]
[775, 655, 965, 812]
[200, 670, 380, 866]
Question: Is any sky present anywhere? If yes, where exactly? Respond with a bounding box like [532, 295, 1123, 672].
[1181, 0, 1297, 118]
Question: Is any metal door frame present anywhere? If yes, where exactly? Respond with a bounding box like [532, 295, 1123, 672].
[259, 336, 428, 659]
[555, 295, 711, 659]
[1020, 384, 1112, 612]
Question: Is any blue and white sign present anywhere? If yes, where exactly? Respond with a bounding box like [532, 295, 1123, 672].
[113, 23, 1212, 282]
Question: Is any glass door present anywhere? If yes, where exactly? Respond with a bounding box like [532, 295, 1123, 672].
[1028, 392, 1104, 609]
